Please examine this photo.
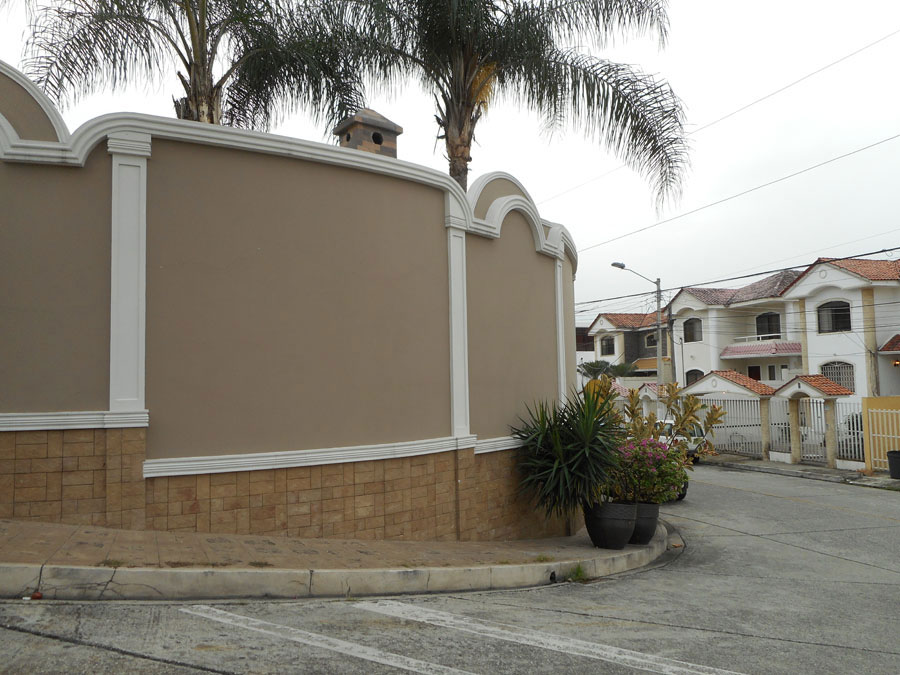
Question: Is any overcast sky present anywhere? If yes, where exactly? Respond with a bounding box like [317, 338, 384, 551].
[3, 1, 900, 325]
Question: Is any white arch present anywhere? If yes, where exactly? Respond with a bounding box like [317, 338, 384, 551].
[0, 60, 70, 144]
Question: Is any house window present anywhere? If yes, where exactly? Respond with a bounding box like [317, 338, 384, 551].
[748, 365, 761, 381]
[756, 312, 781, 340]
[645, 332, 657, 348]
[821, 361, 855, 392]
[600, 336, 615, 356]
[685, 369, 703, 385]
[817, 301, 851, 333]
[683, 318, 702, 343]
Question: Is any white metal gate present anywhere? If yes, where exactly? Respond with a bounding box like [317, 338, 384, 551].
[769, 399, 790, 454]
[702, 397, 763, 457]
[799, 399, 826, 463]
[836, 400, 863, 462]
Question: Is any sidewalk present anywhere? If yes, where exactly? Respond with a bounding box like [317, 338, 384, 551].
[703, 453, 900, 490]
[0, 518, 674, 601]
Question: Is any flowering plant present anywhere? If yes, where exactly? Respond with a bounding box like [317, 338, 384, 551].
[618, 438, 691, 504]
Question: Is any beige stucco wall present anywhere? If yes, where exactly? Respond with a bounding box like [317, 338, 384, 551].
[0, 72, 59, 142]
[472, 178, 527, 219]
[145, 140, 451, 459]
[0, 146, 111, 411]
[467, 210, 558, 439]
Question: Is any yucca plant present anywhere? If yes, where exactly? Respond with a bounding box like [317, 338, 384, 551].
[512, 387, 623, 519]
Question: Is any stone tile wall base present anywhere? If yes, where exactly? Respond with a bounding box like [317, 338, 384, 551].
[1, 430, 565, 541]
[0, 429, 146, 530]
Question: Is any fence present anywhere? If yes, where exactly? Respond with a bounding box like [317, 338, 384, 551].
[865, 408, 900, 472]
[703, 396, 863, 463]
[701, 397, 763, 457]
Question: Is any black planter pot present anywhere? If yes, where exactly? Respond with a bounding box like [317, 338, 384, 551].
[628, 503, 660, 545]
[887, 450, 900, 479]
[583, 502, 636, 550]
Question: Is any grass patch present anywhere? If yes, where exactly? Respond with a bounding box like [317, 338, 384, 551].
[97, 559, 125, 568]
[565, 564, 587, 582]
[532, 555, 555, 563]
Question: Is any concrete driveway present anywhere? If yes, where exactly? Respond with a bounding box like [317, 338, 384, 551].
[1, 465, 898, 674]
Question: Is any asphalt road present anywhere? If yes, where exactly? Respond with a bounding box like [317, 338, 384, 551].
[1, 465, 898, 674]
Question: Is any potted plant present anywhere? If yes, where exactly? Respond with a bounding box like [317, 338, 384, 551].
[618, 438, 690, 544]
[512, 387, 622, 548]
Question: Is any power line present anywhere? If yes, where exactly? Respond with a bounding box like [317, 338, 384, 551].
[574, 246, 900, 311]
[577, 133, 900, 253]
[538, 27, 900, 207]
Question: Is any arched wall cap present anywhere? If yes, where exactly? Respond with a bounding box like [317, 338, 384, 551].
[467, 171, 578, 270]
[0, 60, 70, 143]
[0, 107, 474, 232]
[467, 171, 537, 211]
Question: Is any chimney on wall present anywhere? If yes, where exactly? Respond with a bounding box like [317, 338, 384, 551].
[332, 109, 403, 158]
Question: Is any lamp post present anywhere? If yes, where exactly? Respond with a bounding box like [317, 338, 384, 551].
[612, 262, 663, 412]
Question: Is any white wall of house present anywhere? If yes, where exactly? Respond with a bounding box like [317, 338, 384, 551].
[787, 269, 869, 399]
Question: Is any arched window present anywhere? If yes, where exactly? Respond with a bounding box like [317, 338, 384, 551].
[817, 301, 851, 333]
[600, 336, 615, 356]
[755, 312, 781, 340]
[645, 332, 657, 348]
[683, 318, 702, 343]
[685, 369, 703, 385]
[820, 361, 855, 392]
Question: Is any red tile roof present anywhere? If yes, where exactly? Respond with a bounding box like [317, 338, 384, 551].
[823, 257, 900, 281]
[720, 342, 802, 358]
[793, 374, 854, 396]
[708, 370, 776, 396]
[880, 334, 900, 352]
[597, 312, 668, 329]
[679, 270, 802, 307]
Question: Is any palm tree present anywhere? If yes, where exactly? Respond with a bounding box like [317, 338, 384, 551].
[329, 0, 687, 196]
[578, 359, 637, 380]
[21, 0, 361, 128]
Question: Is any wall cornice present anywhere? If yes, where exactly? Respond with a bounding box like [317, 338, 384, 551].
[143, 434, 479, 478]
[0, 410, 149, 431]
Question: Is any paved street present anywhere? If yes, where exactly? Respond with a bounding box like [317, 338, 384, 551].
[1, 466, 898, 674]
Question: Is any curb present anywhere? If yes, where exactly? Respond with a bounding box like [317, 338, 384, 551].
[0, 525, 669, 601]
[716, 461, 846, 483]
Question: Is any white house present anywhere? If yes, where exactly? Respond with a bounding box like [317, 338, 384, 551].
[596, 257, 900, 402]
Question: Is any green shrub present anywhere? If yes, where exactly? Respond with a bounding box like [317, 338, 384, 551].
[512, 388, 623, 518]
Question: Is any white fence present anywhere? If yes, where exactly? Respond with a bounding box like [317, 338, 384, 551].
[702, 397, 863, 463]
[702, 398, 763, 457]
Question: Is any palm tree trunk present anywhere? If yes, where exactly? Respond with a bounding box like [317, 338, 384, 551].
[445, 130, 472, 190]
[174, 63, 222, 124]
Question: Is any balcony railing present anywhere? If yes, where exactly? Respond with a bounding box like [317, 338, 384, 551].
[735, 333, 782, 342]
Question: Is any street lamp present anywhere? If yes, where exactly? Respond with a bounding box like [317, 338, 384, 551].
[612, 262, 663, 410]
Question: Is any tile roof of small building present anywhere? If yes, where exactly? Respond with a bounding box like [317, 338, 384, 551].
[880, 334, 900, 352]
[708, 370, 776, 396]
[785, 374, 854, 397]
[597, 312, 668, 329]
[720, 342, 802, 358]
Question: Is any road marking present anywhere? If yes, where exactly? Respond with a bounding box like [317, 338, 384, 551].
[180, 605, 475, 675]
[355, 600, 744, 675]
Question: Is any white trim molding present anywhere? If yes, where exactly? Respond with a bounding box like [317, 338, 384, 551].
[447, 227, 471, 437]
[555, 259, 567, 404]
[0, 410, 149, 431]
[108, 132, 151, 413]
[144, 434, 479, 478]
[473, 436, 522, 455]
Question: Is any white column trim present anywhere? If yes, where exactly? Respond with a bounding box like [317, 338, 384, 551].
[447, 226, 470, 437]
[108, 131, 151, 413]
[555, 259, 567, 404]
